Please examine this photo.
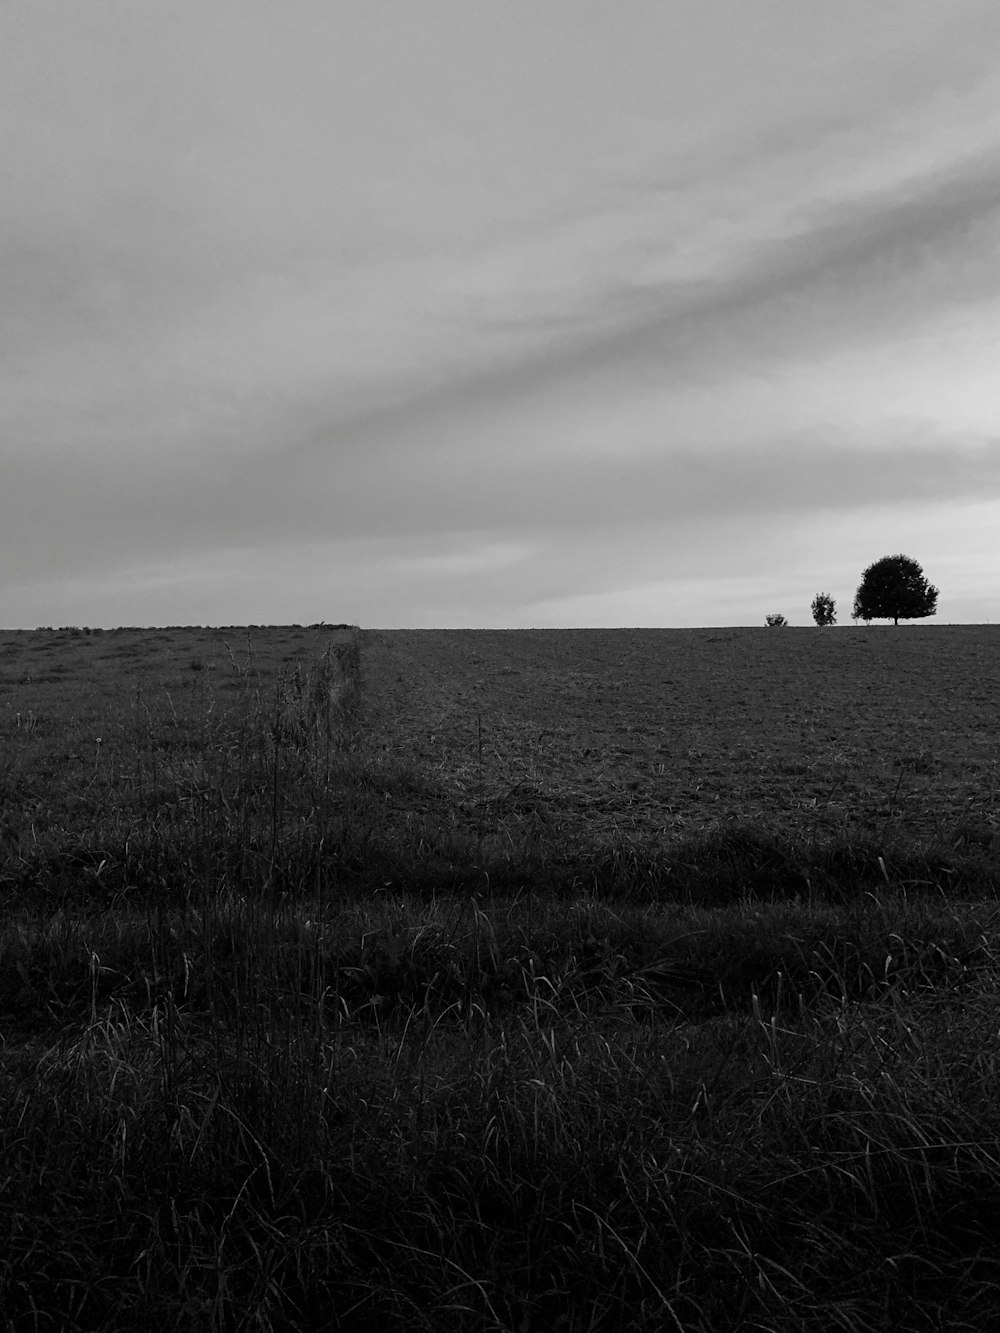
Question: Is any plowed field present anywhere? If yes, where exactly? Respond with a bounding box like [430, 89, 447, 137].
[361, 626, 1000, 851]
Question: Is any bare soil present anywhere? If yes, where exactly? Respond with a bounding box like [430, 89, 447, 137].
[361, 625, 1000, 851]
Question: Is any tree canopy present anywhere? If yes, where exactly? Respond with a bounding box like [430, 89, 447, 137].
[852, 554, 938, 626]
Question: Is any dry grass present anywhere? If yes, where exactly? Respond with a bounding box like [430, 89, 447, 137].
[1, 624, 999, 1330]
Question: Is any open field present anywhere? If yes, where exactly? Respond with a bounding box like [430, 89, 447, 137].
[1, 624, 999, 1331]
[362, 626, 1000, 884]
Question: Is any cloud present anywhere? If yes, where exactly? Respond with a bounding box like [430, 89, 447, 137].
[3, 3, 1000, 628]
[529, 144, 1000, 390]
[326, 429, 1000, 542]
[4, 418, 997, 589]
[6, 3, 1000, 470]
[267, 134, 1000, 463]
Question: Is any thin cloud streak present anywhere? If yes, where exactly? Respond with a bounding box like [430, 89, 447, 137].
[292, 140, 1000, 445]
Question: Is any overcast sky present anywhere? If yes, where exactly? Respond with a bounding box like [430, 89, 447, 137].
[3, 1, 999, 628]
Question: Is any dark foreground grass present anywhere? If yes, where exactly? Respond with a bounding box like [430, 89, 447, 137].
[2, 628, 999, 1330]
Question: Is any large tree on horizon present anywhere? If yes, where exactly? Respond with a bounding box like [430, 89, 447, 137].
[852, 554, 938, 626]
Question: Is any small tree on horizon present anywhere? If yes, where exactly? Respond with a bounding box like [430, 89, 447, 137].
[811, 593, 836, 627]
[852, 554, 938, 626]
[765, 612, 788, 627]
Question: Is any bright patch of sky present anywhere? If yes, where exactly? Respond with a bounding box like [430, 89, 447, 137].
[2, 0, 999, 627]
